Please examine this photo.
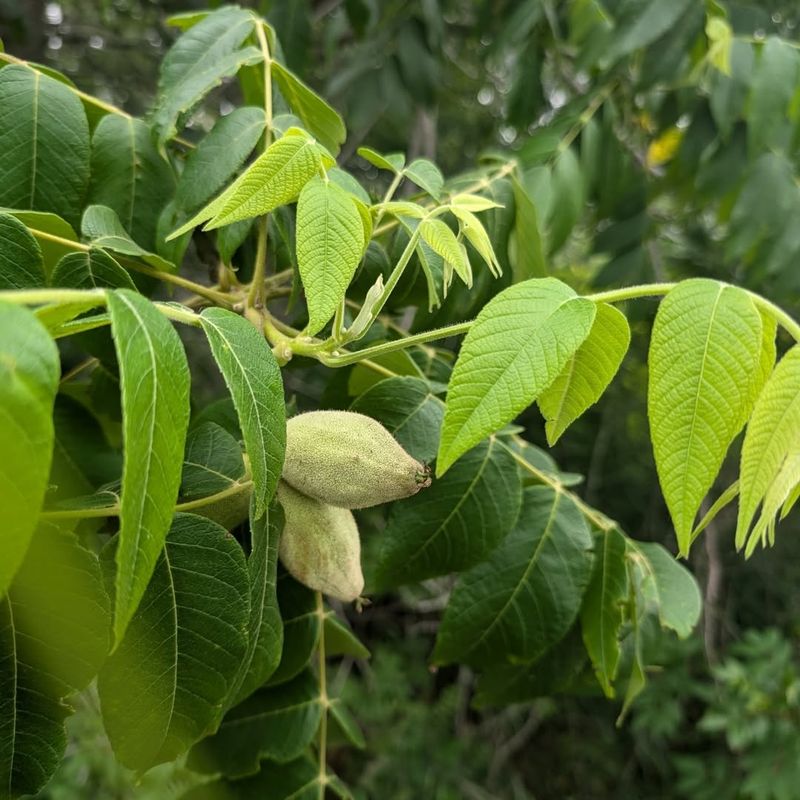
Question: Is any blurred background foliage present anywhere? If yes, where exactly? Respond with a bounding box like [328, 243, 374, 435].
[4, 0, 800, 797]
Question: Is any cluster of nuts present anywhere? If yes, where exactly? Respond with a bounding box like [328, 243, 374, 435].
[278, 411, 431, 601]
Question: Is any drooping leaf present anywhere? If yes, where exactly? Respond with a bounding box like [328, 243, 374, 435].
[737, 346, 800, 549]
[0, 303, 59, 595]
[151, 7, 261, 144]
[227, 500, 284, 708]
[98, 514, 249, 772]
[357, 146, 405, 173]
[648, 279, 763, 554]
[547, 148, 583, 254]
[199, 307, 286, 517]
[419, 218, 471, 289]
[50, 248, 136, 290]
[404, 158, 444, 201]
[374, 438, 522, 587]
[171, 132, 319, 238]
[450, 206, 502, 277]
[0, 523, 110, 799]
[187, 669, 321, 778]
[88, 115, 176, 251]
[107, 289, 191, 643]
[180, 422, 245, 499]
[329, 698, 365, 749]
[630, 541, 701, 638]
[510, 175, 546, 279]
[580, 527, 629, 697]
[603, 0, 695, 63]
[437, 278, 596, 475]
[82, 205, 173, 272]
[350, 376, 444, 463]
[538, 302, 630, 445]
[271, 60, 346, 154]
[434, 485, 593, 668]
[174, 106, 266, 216]
[0, 65, 90, 228]
[0, 212, 45, 289]
[296, 176, 364, 335]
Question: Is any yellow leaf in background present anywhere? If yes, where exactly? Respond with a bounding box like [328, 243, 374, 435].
[646, 128, 683, 168]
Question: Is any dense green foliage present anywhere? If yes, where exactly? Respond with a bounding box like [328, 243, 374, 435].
[1, 1, 800, 798]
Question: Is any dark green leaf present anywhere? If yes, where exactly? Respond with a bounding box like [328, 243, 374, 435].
[180, 422, 244, 499]
[268, 573, 319, 686]
[434, 486, 593, 668]
[50, 248, 136, 290]
[0, 212, 45, 289]
[324, 614, 369, 660]
[0, 209, 79, 274]
[107, 289, 191, 643]
[89, 115, 175, 251]
[187, 670, 321, 777]
[174, 107, 266, 216]
[227, 501, 284, 707]
[350, 376, 444, 463]
[151, 7, 261, 144]
[510, 175, 546, 279]
[0, 65, 90, 228]
[99, 514, 250, 772]
[374, 438, 522, 587]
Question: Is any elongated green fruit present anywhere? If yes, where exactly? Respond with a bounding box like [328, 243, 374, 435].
[276, 481, 364, 602]
[282, 410, 431, 509]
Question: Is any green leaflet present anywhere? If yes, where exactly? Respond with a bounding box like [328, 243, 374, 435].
[0, 65, 90, 228]
[602, 0, 695, 63]
[82, 205, 173, 272]
[150, 7, 261, 144]
[0, 303, 59, 595]
[180, 422, 245, 499]
[98, 514, 249, 772]
[324, 614, 370, 660]
[0, 212, 45, 289]
[437, 278, 596, 476]
[50, 248, 136, 290]
[433, 485, 593, 668]
[227, 500, 284, 708]
[737, 346, 800, 549]
[403, 158, 444, 201]
[187, 669, 322, 778]
[630, 541, 702, 638]
[347, 350, 425, 396]
[0, 209, 79, 275]
[350, 376, 444, 463]
[538, 302, 630, 445]
[174, 106, 266, 216]
[419, 218, 471, 289]
[199, 308, 286, 517]
[580, 527, 629, 697]
[170, 133, 319, 238]
[271, 60, 346, 155]
[374, 438, 522, 588]
[648, 279, 763, 555]
[88, 115, 175, 251]
[547, 148, 583, 255]
[450, 206, 502, 277]
[749, 454, 800, 554]
[0, 523, 110, 799]
[296, 176, 364, 335]
[107, 289, 191, 643]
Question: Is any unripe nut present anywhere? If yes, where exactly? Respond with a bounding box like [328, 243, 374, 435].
[277, 481, 364, 602]
[282, 410, 431, 509]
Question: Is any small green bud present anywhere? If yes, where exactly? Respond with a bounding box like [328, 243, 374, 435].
[282, 410, 431, 509]
[276, 481, 364, 602]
